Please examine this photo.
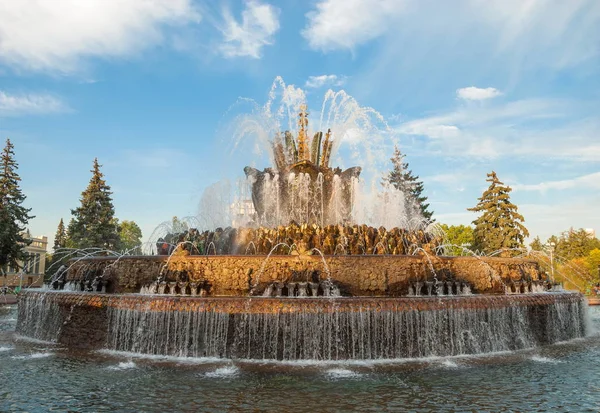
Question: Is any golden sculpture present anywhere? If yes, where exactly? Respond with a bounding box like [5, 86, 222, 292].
[297, 104, 309, 161]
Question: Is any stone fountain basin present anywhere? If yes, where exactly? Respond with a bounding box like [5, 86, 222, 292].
[16, 291, 587, 360]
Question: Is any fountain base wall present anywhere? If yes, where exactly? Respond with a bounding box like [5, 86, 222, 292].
[17, 291, 588, 360]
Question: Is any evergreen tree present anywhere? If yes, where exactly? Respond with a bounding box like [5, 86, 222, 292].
[0, 139, 35, 273]
[468, 171, 529, 255]
[46, 218, 73, 280]
[65, 218, 77, 248]
[53, 218, 67, 251]
[383, 146, 434, 221]
[69, 158, 119, 250]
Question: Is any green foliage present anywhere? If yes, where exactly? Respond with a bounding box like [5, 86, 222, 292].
[439, 224, 474, 255]
[44, 253, 55, 281]
[383, 146, 434, 221]
[69, 158, 119, 250]
[47, 218, 68, 279]
[585, 248, 600, 279]
[53, 218, 67, 251]
[555, 257, 589, 291]
[65, 218, 77, 249]
[0, 139, 35, 273]
[528, 229, 600, 293]
[529, 236, 544, 251]
[118, 220, 143, 253]
[554, 229, 600, 261]
[468, 171, 529, 255]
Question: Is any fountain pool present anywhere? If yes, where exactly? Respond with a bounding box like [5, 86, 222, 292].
[2, 304, 600, 412]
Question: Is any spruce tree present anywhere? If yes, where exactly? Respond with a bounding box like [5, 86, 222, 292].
[65, 218, 76, 248]
[468, 171, 529, 255]
[383, 146, 434, 221]
[46, 218, 70, 280]
[53, 218, 67, 250]
[69, 158, 119, 250]
[0, 139, 35, 273]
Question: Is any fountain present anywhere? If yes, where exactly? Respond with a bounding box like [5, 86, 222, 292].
[16, 92, 589, 360]
[244, 104, 361, 226]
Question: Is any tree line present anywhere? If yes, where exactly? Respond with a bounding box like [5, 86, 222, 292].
[529, 229, 600, 292]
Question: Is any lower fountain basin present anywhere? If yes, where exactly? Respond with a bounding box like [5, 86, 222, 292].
[17, 291, 588, 360]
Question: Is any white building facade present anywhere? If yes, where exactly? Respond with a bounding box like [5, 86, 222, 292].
[2, 235, 48, 289]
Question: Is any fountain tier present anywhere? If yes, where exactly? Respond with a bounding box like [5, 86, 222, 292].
[18, 291, 588, 360]
[61, 255, 543, 296]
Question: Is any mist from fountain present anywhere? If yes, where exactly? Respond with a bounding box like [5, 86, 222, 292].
[212, 77, 429, 232]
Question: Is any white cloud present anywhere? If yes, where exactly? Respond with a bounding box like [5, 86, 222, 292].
[302, 0, 600, 68]
[513, 172, 600, 192]
[456, 87, 502, 101]
[401, 124, 460, 139]
[411, 98, 565, 131]
[0, 91, 68, 116]
[0, 0, 201, 74]
[303, 0, 406, 51]
[396, 97, 600, 160]
[305, 75, 347, 89]
[219, 1, 280, 59]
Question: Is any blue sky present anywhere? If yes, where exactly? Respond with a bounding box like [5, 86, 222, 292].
[0, 0, 599, 249]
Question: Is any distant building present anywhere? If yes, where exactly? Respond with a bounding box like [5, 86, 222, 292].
[584, 228, 596, 238]
[1, 235, 48, 289]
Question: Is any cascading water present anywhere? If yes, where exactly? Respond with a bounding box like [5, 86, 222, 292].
[106, 305, 231, 358]
[97, 295, 588, 360]
[218, 77, 430, 231]
[16, 293, 64, 342]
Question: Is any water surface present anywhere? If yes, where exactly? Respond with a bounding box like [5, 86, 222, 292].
[1, 303, 599, 412]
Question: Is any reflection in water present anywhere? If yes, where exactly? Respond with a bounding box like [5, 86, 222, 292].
[1, 305, 599, 412]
